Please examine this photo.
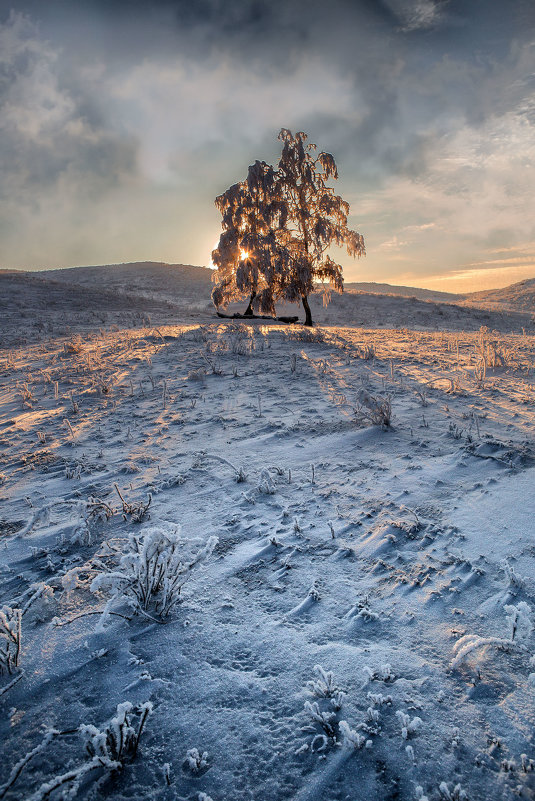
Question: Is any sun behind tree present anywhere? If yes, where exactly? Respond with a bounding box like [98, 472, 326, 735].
[211, 129, 365, 325]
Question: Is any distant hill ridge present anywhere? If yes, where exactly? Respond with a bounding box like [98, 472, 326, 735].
[344, 281, 460, 302]
[28, 261, 535, 313]
[461, 277, 535, 311]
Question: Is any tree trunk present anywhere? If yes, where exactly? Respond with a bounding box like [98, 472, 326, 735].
[302, 295, 313, 327]
[244, 291, 257, 316]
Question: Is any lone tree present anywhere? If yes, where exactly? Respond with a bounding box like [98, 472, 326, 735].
[211, 160, 289, 316]
[211, 129, 365, 325]
[275, 129, 365, 326]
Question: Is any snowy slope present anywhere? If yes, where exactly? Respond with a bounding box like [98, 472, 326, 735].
[344, 281, 460, 302]
[41, 262, 213, 309]
[1, 317, 534, 801]
[5, 266, 534, 339]
[463, 279, 535, 313]
[33, 262, 535, 315]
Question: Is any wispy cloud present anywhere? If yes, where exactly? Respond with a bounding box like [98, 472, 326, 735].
[384, 0, 446, 32]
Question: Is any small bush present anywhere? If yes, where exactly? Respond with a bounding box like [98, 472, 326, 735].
[354, 389, 392, 429]
[91, 527, 218, 619]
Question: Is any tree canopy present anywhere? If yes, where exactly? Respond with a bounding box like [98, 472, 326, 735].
[211, 129, 365, 325]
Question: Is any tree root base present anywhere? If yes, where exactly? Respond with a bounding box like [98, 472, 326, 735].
[216, 311, 299, 324]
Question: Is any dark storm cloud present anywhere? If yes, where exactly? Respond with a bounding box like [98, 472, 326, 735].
[0, 0, 534, 289]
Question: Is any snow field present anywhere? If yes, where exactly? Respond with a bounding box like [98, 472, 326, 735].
[0, 322, 534, 800]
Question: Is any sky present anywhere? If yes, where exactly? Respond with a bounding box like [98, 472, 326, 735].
[1, 0, 534, 292]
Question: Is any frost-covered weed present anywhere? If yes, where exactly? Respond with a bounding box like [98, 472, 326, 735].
[367, 692, 393, 707]
[356, 598, 380, 622]
[451, 727, 461, 748]
[501, 559, 525, 589]
[304, 701, 336, 738]
[2, 702, 152, 801]
[505, 602, 532, 642]
[415, 786, 429, 801]
[235, 466, 246, 482]
[18, 382, 35, 408]
[225, 324, 250, 355]
[91, 527, 218, 620]
[306, 665, 343, 704]
[452, 602, 533, 667]
[257, 469, 275, 495]
[521, 754, 535, 772]
[1, 583, 52, 675]
[81, 701, 152, 763]
[308, 581, 321, 601]
[337, 720, 367, 750]
[185, 748, 209, 774]
[188, 367, 206, 381]
[363, 663, 396, 682]
[114, 483, 152, 523]
[438, 781, 468, 800]
[396, 711, 423, 740]
[287, 327, 325, 343]
[359, 343, 375, 360]
[354, 389, 392, 429]
[290, 352, 297, 373]
[0, 606, 21, 675]
[63, 336, 83, 355]
[203, 352, 223, 375]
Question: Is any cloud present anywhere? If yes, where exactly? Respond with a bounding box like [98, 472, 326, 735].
[409, 262, 535, 292]
[383, 0, 446, 31]
[105, 57, 365, 184]
[1, 1, 535, 288]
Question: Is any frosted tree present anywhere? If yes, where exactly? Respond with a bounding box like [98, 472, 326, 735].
[211, 160, 289, 316]
[275, 129, 365, 325]
[211, 130, 365, 325]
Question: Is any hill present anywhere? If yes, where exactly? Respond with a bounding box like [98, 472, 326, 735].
[1, 263, 532, 347]
[343, 281, 461, 302]
[41, 261, 213, 308]
[463, 277, 535, 312]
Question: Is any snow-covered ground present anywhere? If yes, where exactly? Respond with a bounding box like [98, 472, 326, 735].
[1, 312, 535, 800]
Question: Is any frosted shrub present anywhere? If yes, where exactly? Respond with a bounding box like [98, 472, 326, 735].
[0, 583, 54, 675]
[367, 692, 392, 707]
[415, 786, 429, 801]
[185, 748, 209, 774]
[5, 702, 152, 801]
[91, 527, 218, 619]
[354, 389, 392, 429]
[0, 606, 21, 675]
[304, 700, 336, 738]
[504, 602, 532, 643]
[307, 665, 341, 700]
[438, 781, 468, 800]
[363, 663, 396, 683]
[81, 701, 152, 763]
[257, 469, 275, 495]
[338, 720, 367, 750]
[395, 710, 423, 740]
